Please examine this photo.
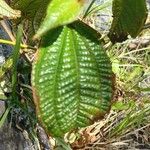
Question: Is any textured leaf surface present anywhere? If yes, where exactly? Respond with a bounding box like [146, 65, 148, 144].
[108, 0, 147, 43]
[0, 0, 20, 19]
[32, 21, 114, 137]
[35, 0, 85, 38]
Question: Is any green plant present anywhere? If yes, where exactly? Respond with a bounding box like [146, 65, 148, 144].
[0, 0, 149, 148]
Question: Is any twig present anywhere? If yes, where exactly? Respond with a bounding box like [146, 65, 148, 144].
[0, 38, 36, 50]
[143, 22, 150, 29]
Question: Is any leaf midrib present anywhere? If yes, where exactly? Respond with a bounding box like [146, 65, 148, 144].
[70, 29, 81, 128]
[52, 27, 67, 134]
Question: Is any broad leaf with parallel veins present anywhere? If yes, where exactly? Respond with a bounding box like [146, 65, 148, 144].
[32, 21, 114, 137]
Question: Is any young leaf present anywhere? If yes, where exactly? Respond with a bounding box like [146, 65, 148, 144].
[34, 0, 85, 38]
[32, 21, 114, 137]
[108, 0, 148, 43]
[0, 0, 20, 19]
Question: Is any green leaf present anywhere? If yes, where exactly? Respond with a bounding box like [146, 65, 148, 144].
[32, 21, 114, 137]
[0, 86, 7, 100]
[108, 0, 148, 43]
[0, 107, 11, 128]
[0, 0, 20, 19]
[12, 25, 23, 102]
[10, 0, 49, 19]
[34, 0, 85, 38]
[112, 100, 135, 111]
[0, 58, 13, 80]
[10, 0, 51, 42]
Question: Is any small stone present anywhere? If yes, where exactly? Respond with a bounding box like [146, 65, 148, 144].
[128, 43, 137, 50]
[0, 101, 5, 117]
[0, 55, 5, 65]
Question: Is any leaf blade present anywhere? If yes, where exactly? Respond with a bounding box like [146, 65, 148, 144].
[10, 0, 51, 42]
[108, 0, 148, 43]
[32, 21, 114, 137]
[34, 0, 85, 38]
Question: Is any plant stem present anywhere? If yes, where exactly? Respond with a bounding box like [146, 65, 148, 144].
[0, 107, 11, 128]
[0, 38, 36, 50]
[11, 25, 23, 102]
[86, 1, 112, 16]
[83, 0, 96, 18]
